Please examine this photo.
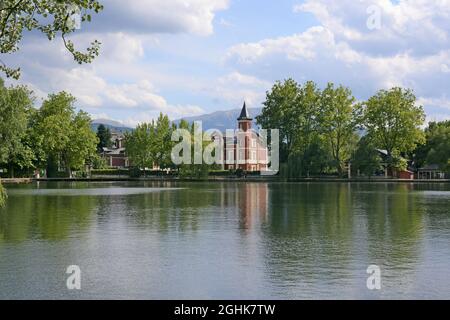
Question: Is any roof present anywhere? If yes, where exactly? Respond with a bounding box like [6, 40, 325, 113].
[419, 164, 442, 171]
[103, 147, 126, 155]
[376, 149, 389, 156]
[237, 102, 252, 121]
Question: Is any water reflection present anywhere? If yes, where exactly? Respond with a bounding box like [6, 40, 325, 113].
[0, 182, 449, 299]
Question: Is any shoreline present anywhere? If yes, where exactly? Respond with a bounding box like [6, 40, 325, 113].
[2, 177, 450, 184]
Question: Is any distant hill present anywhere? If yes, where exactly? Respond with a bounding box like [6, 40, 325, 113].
[91, 119, 133, 134]
[173, 107, 263, 132]
[91, 108, 263, 134]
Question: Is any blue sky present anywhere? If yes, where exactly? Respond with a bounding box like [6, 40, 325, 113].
[4, 0, 450, 126]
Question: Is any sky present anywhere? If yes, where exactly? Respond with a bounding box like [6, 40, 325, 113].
[3, 0, 450, 127]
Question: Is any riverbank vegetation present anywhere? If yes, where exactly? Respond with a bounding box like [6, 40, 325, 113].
[0, 78, 449, 185]
[258, 79, 448, 178]
[0, 80, 99, 179]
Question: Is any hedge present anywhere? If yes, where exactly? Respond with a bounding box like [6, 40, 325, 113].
[91, 169, 130, 176]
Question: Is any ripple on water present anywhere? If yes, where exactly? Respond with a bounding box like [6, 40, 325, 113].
[7, 187, 183, 197]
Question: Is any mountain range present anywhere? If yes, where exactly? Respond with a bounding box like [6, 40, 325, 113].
[91, 107, 263, 133]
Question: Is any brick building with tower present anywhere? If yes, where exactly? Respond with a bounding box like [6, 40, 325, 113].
[221, 102, 268, 172]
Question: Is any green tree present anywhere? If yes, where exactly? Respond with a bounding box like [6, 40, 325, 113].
[177, 121, 212, 180]
[124, 122, 155, 176]
[352, 136, 382, 177]
[257, 79, 325, 177]
[33, 92, 98, 177]
[0, 78, 35, 177]
[64, 111, 98, 175]
[415, 121, 450, 172]
[362, 87, 426, 170]
[320, 83, 360, 176]
[257, 79, 300, 162]
[0, 0, 103, 79]
[153, 113, 172, 169]
[96, 124, 111, 151]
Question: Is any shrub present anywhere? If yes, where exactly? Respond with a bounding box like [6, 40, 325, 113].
[209, 170, 234, 177]
[91, 169, 130, 176]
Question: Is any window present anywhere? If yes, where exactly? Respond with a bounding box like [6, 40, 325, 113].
[227, 150, 234, 162]
[239, 150, 245, 161]
[251, 151, 257, 161]
[251, 139, 257, 148]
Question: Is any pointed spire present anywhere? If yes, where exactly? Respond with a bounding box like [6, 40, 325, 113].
[238, 101, 252, 121]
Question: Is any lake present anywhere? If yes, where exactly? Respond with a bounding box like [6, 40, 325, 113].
[0, 181, 449, 299]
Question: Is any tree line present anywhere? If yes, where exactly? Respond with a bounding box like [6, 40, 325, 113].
[123, 118, 220, 179]
[257, 79, 448, 178]
[1, 78, 449, 207]
[0, 79, 98, 180]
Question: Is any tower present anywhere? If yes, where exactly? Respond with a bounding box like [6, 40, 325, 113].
[236, 102, 253, 171]
[237, 101, 252, 132]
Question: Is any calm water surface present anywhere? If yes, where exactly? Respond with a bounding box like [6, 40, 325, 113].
[0, 181, 449, 299]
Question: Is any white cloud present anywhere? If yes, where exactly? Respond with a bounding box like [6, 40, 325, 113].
[224, 0, 450, 121]
[226, 27, 335, 64]
[89, 0, 230, 36]
[208, 72, 271, 106]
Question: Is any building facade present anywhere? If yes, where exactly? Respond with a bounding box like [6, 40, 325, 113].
[222, 103, 268, 172]
[102, 132, 129, 168]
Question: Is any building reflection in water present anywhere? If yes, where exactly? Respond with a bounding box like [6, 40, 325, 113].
[221, 183, 269, 232]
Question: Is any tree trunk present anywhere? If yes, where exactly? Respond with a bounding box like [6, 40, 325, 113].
[66, 167, 72, 179]
[9, 164, 15, 179]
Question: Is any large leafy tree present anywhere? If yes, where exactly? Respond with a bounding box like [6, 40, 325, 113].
[64, 110, 98, 174]
[362, 87, 426, 170]
[124, 122, 156, 176]
[320, 83, 359, 176]
[257, 79, 327, 177]
[0, 0, 103, 79]
[256, 79, 300, 162]
[352, 136, 382, 177]
[0, 78, 35, 177]
[33, 91, 98, 177]
[153, 113, 172, 169]
[176, 120, 215, 179]
[125, 114, 177, 176]
[414, 121, 450, 172]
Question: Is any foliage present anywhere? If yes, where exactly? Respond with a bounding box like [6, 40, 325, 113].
[320, 83, 360, 176]
[124, 113, 174, 174]
[91, 153, 107, 169]
[0, 78, 35, 177]
[91, 169, 130, 176]
[124, 122, 156, 175]
[32, 92, 98, 177]
[65, 110, 98, 171]
[173, 120, 218, 179]
[361, 87, 426, 169]
[153, 113, 172, 169]
[414, 120, 450, 172]
[256, 78, 301, 162]
[96, 124, 111, 151]
[352, 136, 382, 177]
[287, 138, 331, 178]
[0, 0, 103, 79]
